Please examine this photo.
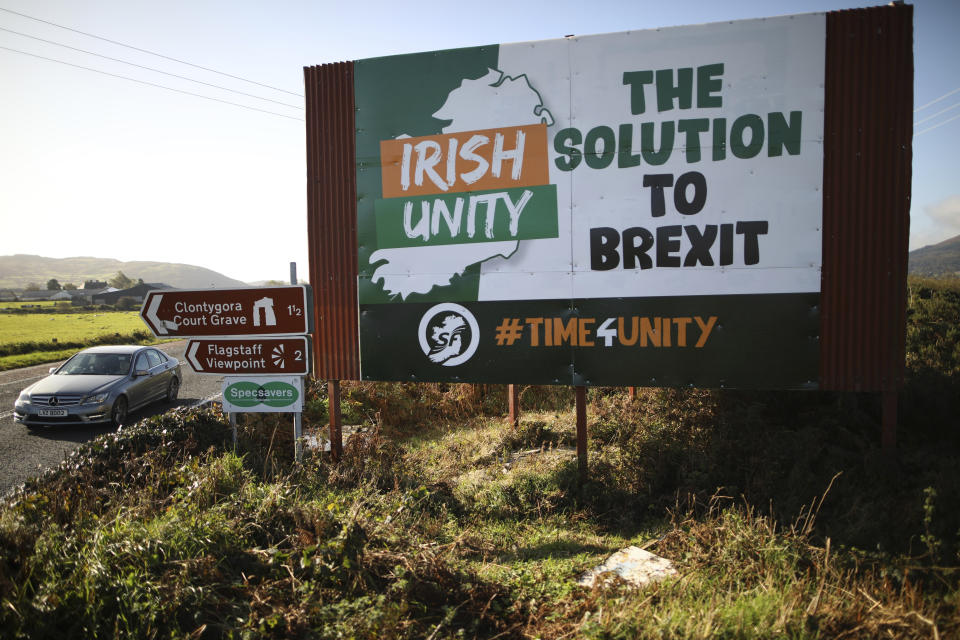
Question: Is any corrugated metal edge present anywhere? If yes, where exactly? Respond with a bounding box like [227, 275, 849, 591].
[821, 3, 912, 392]
[305, 62, 360, 380]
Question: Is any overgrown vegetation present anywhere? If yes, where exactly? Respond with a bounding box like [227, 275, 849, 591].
[1, 276, 958, 638]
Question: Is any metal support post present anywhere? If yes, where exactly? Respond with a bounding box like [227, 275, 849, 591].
[881, 389, 898, 453]
[294, 412, 303, 462]
[508, 383, 520, 430]
[229, 412, 237, 450]
[576, 386, 588, 482]
[328, 380, 343, 462]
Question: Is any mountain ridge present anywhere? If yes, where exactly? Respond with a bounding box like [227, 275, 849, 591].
[0, 255, 248, 290]
[909, 233, 960, 277]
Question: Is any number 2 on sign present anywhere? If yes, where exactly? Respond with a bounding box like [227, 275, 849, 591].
[288, 305, 303, 316]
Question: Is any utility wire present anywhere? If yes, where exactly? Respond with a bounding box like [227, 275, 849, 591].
[915, 87, 960, 112]
[0, 6, 303, 97]
[915, 112, 960, 136]
[0, 46, 304, 122]
[0, 26, 303, 109]
[914, 100, 960, 127]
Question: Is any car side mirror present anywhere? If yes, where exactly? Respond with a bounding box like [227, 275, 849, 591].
[49, 367, 58, 373]
[134, 369, 149, 377]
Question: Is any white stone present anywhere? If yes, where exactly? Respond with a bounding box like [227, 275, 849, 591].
[578, 546, 677, 588]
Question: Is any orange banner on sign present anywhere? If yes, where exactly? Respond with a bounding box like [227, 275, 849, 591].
[379, 123, 550, 199]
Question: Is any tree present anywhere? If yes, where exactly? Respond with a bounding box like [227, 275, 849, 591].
[24, 282, 40, 291]
[109, 271, 134, 289]
[46, 278, 61, 291]
[63, 283, 77, 290]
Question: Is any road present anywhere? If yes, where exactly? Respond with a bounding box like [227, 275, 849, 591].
[0, 341, 223, 496]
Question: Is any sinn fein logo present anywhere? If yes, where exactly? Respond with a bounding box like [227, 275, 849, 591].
[418, 303, 480, 366]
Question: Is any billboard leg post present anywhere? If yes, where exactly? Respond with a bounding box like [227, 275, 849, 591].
[576, 386, 588, 483]
[328, 380, 343, 462]
[229, 413, 237, 451]
[508, 384, 520, 430]
[881, 390, 897, 454]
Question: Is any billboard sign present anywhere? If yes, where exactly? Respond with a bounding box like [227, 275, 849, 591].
[141, 286, 311, 338]
[355, 14, 825, 387]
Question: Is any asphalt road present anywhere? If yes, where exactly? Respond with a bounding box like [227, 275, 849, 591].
[0, 341, 223, 496]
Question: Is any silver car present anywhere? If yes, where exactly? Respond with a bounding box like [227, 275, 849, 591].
[14, 345, 181, 427]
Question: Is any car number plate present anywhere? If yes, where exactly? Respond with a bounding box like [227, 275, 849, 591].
[38, 408, 68, 417]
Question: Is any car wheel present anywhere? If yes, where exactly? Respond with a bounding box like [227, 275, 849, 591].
[166, 376, 180, 403]
[111, 396, 128, 427]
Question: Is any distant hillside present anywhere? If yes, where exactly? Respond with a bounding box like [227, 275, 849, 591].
[909, 234, 960, 277]
[0, 255, 248, 289]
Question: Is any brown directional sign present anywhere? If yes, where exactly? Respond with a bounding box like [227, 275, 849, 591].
[186, 336, 311, 375]
[140, 286, 311, 338]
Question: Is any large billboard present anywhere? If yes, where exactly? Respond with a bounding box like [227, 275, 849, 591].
[354, 14, 826, 387]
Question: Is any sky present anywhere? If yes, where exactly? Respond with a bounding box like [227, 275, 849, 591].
[1, 0, 957, 284]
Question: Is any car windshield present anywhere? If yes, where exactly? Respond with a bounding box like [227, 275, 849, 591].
[59, 353, 132, 376]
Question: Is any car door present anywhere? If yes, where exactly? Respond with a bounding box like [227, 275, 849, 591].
[145, 349, 170, 402]
[126, 351, 153, 409]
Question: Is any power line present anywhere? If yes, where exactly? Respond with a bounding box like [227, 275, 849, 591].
[0, 26, 303, 110]
[915, 112, 960, 136]
[914, 100, 960, 127]
[0, 6, 303, 98]
[0, 46, 304, 122]
[915, 87, 960, 112]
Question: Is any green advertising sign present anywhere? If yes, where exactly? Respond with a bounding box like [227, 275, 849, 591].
[221, 376, 303, 413]
[353, 13, 826, 388]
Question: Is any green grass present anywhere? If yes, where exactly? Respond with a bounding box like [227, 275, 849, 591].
[0, 310, 145, 344]
[1, 404, 956, 639]
[0, 310, 161, 370]
[0, 301, 61, 310]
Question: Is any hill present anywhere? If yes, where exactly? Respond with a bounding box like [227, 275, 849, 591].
[909, 233, 960, 276]
[0, 254, 248, 289]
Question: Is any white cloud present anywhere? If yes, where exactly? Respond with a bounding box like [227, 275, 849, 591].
[911, 195, 960, 250]
[925, 195, 960, 232]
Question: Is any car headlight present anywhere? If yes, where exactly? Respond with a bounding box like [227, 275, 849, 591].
[82, 392, 110, 405]
[16, 390, 31, 404]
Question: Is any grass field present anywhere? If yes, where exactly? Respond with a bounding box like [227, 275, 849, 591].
[0, 301, 62, 310]
[0, 310, 156, 370]
[0, 311, 145, 344]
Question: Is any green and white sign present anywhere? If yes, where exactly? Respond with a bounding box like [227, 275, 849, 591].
[222, 376, 303, 413]
[355, 13, 825, 388]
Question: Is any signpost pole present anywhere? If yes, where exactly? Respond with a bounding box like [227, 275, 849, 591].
[508, 384, 520, 430]
[576, 386, 588, 482]
[229, 412, 237, 451]
[291, 262, 303, 463]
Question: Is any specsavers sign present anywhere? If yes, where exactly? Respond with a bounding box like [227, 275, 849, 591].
[222, 376, 303, 413]
[356, 13, 824, 388]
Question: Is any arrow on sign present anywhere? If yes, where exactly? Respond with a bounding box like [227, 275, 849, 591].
[145, 294, 169, 335]
[186, 341, 201, 370]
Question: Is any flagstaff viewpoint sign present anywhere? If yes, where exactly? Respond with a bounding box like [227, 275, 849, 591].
[354, 14, 825, 387]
